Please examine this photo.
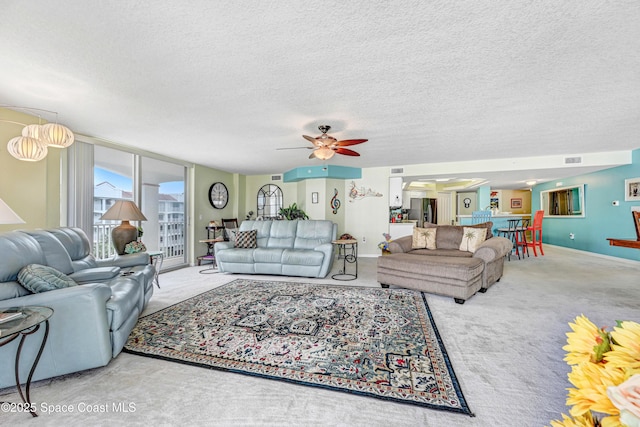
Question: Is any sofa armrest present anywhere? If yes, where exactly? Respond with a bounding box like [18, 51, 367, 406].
[97, 252, 150, 268]
[69, 266, 121, 284]
[214, 241, 235, 255]
[388, 235, 413, 253]
[313, 242, 335, 278]
[473, 236, 513, 263]
[0, 283, 114, 388]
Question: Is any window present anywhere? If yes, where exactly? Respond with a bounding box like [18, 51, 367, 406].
[90, 145, 188, 270]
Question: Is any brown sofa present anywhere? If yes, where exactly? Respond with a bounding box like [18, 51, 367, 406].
[377, 222, 512, 304]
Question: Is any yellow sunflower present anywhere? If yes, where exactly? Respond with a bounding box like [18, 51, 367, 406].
[567, 362, 624, 417]
[563, 315, 610, 365]
[549, 412, 597, 427]
[605, 320, 640, 370]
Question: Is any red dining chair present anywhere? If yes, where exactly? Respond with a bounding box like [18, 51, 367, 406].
[521, 210, 544, 257]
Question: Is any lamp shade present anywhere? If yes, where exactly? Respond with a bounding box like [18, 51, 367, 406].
[40, 123, 75, 148]
[7, 135, 48, 161]
[100, 200, 147, 221]
[0, 198, 25, 224]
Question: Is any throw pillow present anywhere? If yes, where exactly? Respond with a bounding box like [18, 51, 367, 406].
[234, 229, 258, 249]
[459, 227, 488, 253]
[412, 227, 437, 250]
[17, 264, 77, 293]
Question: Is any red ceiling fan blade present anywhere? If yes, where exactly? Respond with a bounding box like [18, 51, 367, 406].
[335, 148, 360, 156]
[336, 139, 368, 146]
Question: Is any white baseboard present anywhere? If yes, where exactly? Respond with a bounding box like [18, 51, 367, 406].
[545, 244, 640, 266]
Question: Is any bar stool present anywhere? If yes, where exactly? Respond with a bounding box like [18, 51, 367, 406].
[522, 210, 544, 256]
[515, 218, 531, 259]
[497, 219, 520, 261]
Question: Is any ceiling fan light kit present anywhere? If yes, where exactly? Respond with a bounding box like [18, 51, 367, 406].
[301, 125, 367, 161]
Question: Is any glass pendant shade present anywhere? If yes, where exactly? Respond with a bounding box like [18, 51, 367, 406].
[41, 123, 75, 148]
[7, 136, 48, 161]
[314, 146, 335, 160]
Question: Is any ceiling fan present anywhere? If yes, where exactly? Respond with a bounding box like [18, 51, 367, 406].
[278, 125, 368, 160]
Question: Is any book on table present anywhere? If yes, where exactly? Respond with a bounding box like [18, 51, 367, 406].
[0, 311, 23, 324]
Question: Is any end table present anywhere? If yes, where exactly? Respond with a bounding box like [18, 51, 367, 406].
[0, 306, 54, 417]
[331, 239, 358, 281]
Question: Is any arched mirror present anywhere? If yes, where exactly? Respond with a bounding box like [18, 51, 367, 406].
[257, 184, 283, 219]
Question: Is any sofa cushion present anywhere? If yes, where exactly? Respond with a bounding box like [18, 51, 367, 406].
[235, 230, 258, 249]
[18, 264, 77, 293]
[265, 220, 298, 248]
[293, 220, 335, 249]
[459, 227, 487, 253]
[412, 227, 437, 249]
[253, 248, 284, 263]
[422, 221, 493, 249]
[239, 221, 273, 247]
[409, 248, 473, 257]
[23, 230, 75, 274]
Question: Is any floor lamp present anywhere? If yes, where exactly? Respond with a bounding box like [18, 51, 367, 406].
[0, 198, 25, 224]
[100, 200, 147, 255]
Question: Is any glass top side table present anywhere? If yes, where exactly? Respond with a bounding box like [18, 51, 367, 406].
[0, 306, 54, 417]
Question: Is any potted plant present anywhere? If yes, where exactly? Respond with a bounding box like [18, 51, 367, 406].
[279, 203, 309, 220]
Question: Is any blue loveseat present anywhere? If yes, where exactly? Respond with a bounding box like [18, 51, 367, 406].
[214, 220, 337, 278]
[0, 227, 154, 388]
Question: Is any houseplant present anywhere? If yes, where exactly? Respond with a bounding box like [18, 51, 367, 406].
[279, 203, 309, 220]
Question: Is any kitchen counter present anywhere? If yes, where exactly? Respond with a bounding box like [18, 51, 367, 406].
[389, 221, 416, 240]
[457, 213, 531, 234]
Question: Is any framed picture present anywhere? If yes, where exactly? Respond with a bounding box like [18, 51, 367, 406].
[510, 198, 522, 209]
[625, 178, 640, 201]
[312, 192, 319, 204]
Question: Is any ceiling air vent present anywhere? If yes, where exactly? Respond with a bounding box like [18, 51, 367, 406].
[271, 175, 282, 181]
[564, 156, 582, 164]
[390, 168, 404, 174]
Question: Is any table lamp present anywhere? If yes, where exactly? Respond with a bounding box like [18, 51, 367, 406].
[0, 198, 25, 224]
[100, 200, 147, 255]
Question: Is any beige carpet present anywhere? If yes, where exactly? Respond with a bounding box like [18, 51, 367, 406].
[1, 246, 638, 426]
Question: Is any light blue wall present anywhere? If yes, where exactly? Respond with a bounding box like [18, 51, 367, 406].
[477, 185, 491, 210]
[531, 149, 640, 261]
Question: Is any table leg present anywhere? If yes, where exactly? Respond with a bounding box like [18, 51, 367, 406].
[15, 321, 49, 417]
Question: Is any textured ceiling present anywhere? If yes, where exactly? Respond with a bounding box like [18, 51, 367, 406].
[1, 1, 639, 189]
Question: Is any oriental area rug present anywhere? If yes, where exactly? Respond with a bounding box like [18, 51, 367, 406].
[124, 279, 472, 415]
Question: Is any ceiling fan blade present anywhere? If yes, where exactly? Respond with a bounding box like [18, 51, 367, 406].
[308, 151, 316, 159]
[336, 139, 368, 146]
[335, 148, 360, 156]
[276, 147, 313, 150]
[303, 135, 323, 147]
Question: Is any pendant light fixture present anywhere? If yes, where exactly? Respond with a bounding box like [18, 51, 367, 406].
[1, 106, 75, 161]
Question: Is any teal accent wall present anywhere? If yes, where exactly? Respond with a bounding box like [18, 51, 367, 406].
[531, 149, 640, 261]
[477, 185, 491, 210]
[283, 165, 361, 182]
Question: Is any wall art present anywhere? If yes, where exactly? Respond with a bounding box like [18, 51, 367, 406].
[348, 181, 383, 202]
[331, 189, 341, 214]
[625, 177, 640, 201]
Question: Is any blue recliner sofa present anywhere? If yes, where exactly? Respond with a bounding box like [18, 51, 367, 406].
[0, 227, 154, 389]
[214, 220, 337, 278]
